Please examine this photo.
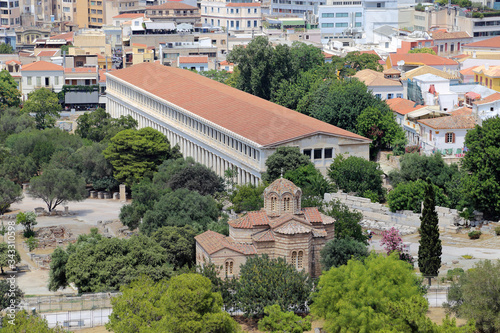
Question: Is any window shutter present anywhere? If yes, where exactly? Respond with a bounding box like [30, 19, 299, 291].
[452, 133, 455, 143]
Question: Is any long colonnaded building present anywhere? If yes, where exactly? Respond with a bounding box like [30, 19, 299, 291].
[105, 62, 371, 184]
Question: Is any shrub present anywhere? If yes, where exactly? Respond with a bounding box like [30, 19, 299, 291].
[468, 231, 482, 239]
[258, 304, 312, 333]
[405, 145, 419, 154]
[386, 153, 392, 160]
[495, 226, 500, 236]
[387, 179, 450, 213]
[447, 268, 464, 281]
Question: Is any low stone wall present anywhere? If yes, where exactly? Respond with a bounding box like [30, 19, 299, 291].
[324, 192, 464, 231]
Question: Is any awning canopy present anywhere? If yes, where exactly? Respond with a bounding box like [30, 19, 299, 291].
[144, 22, 176, 30]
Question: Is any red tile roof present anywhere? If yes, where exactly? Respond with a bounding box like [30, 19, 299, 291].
[21, 60, 63, 72]
[147, 2, 197, 10]
[431, 31, 471, 40]
[178, 56, 208, 64]
[451, 107, 472, 116]
[49, 32, 74, 42]
[226, 2, 260, 6]
[228, 211, 270, 229]
[195, 230, 257, 255]
[253, 229, 275, 242]
[417, 115, 476, 129]
[37, 50, 58, 57]
[460, 66, 478, 76]
[473, 92, 500, 105]
[386, 98, 426, 115]
[113, 13, 144, 19]
[463, 36, 500, 49]
[302, 207, 323, 223]
[6, 60, 20, 65]
[322, 51, 333, 59]
[388, 53, 458, 67]
[107, 63, 370, 146]
[99, 69, 113, 82]
[132, 43, 147, 48]
[358, 50, 380, 59]
[219, 60, 233, 66]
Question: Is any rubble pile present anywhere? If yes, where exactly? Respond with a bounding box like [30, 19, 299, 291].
[36, 226, 76, 248]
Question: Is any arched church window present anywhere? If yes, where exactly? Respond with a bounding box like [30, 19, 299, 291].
[297, 251, 303, 269]
[271, 196, 277, 212]
[283, 197, 291, 212]
[225, 260, 234, 276]
[291, 251, 297, 266]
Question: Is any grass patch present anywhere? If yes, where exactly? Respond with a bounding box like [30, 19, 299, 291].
[461, 255, 474, 260]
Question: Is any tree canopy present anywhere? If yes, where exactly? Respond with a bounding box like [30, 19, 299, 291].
[0, 242, 20, 274]
[22, 88, 61, 130]
[0, 70, 21, 109]
[0, 107, 35, 142]
[0, 279, 24, 311]
[323, 199, 367, 244]
[320, 238, 369, 271]
[0, 177, 22, 214]
[461, 117, 500, 218]
[75, 108, 137, 142]
[151, 225, 198, 270]
[408, 47, 437, 55]
[262, 146, 311, 183]
[229, 183, 265, 213]
[0, 43, 14, 54]
[1, 310, 67, 333]
[387, 179, 450, 213]
[103, 127, 175, 186]
[258, 304, 312, 333]
[107, 274, 240, 333]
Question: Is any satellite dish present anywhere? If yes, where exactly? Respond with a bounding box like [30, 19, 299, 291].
[397, 60, 405, 67]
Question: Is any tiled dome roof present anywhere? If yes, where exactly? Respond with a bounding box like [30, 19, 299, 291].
[264, 178, 301, 196]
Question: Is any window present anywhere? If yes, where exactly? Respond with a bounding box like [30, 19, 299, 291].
[230, 8, 233, 13]
[377, 2, 381, 7]
[335, 23, 348, 27]
[397, 93, 403, 98]
[445, 132, 455, 143]
[36, 77, 41, 86]
[283, 197, 291, 212]
[254, 8, 257, 13]
[248, 8, 250, 13]
[375, 93, 381, 99]
[254, 20, 257, 27]
[387, 93, 393, 99]
[314, 148, 322, 159]
[27, 76, 32, 85]
[247, 20, 251, 27]
[322, 23, 334, 28]
[55, 76, 59, 85]
[324, 148, 333, 159]
[303, 149, 312, 158]
[225, 260, 233, 276]
[230, 21, 234, 28]
[355, 22, 361, 27]
[355, 12, 362, 17]
[291, 251, 303, 269]
[322, 13, 334, 17]
[336, 12, 348, 17]
[271, 196, 277, 211]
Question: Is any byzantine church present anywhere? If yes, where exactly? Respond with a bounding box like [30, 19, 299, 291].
[195, 178, 335, 278]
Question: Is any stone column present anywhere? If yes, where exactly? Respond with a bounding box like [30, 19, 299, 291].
[119, 184, 127, 202]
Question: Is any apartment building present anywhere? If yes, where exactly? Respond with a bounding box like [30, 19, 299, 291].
[146, 2, 200, 25]
[201, 0, 261, 32]
[0, 0, 20, 27]
[20, 60, 64, 99]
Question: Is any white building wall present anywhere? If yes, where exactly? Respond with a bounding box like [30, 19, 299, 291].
[420, 125, 468, 155]
[368, 85, 404, 100]
[474, 100, 500, 121]
[21, 70, 64, 99]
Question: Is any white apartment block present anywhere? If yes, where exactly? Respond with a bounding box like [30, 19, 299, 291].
[106, 62, 371, 184]
[201, 1, 261, 32]
[20, 61, 64, 100]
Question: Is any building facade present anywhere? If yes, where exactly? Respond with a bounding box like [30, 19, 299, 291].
[195, 178, 335, 278]
[201, 0, 261, 32]
[20, 60, 64, 99]
[105, 62, 370, 184]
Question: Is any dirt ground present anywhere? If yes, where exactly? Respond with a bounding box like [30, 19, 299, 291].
[427, 307, 467, 326]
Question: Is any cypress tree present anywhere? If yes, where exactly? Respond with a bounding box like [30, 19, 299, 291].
[418, 180, 442, 277]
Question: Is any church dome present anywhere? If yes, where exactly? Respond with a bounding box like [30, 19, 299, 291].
[264, 178, 301, 197]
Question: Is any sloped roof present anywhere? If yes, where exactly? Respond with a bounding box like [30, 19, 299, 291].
[274, 220, 312, 234]
[178, 55, 208, 64]
[383, 67, 401, 75]
[195, 230, 257, 255]
[463, 36, 500, 49]
[6, 60, 21, 65]
[432, 31, 471, 40]
[265, 178, 301, 197]
[49, 31, 74, 42]
[228, 211, 270, 229]
[353, 69, 402, 87]
[472, 65, 500, 78]
[460, 66, 478, 76]
[473, 92, 500, 105]
[21, 60, 63, 72]
[386, 98, 426, 115]
[389, 53, 458, 67]
[113, 13, 144, 19]
[37, 50, 59, 57]
[107, 62, 370, 146]
[451, 107, 472, 116]
[252, 229, 275, 242]
[403, 65, 460, 80]
[417, 115, 476, 130]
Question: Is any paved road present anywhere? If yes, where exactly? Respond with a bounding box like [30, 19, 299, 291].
[42, 308, 112, 329]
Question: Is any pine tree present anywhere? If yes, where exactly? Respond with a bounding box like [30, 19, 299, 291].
[418, 180, 442, 277]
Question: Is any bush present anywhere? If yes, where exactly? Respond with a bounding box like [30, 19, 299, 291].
[468, 230, 482, 239]
[495, 226, 500, 236]
[387, 179, 450, 213]
[320, 238, 369, 270]
[405, 145, 419, 154]
[258, 304, 311, 333]
[446, 268, 464, 281]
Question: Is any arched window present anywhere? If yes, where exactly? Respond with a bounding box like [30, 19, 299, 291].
[283, 197, 291, 212]
[297, 251, 303, 269]
[291, 251, 297, 266]
[295, 196, 300, 211]
[271, 196, 277, 212]
[225, 260, 234, 276]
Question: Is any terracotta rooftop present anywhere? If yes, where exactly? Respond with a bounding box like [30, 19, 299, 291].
[178, 55, 208, 64]
[265, 178, 301, 196]
[228, 211, 270, 229]
[21, 60, 63, 72]
[473, 92, 500, 105]
[226, 2, 260, 6]
[107, 62, 370, 146]
[358, 50, 380, 59]
[417, 114, 476, 130]
[274, 219, 312, 234]
[322, 51, 333, 59]
[432, 31, 471, 40]
[386, 98, 426, 115]
[403, 65, 460, 80]
[460, 66, 478, 76]
[353, 69, 402, 86]
[472, 65, 500, 78]
[113, 13, 144, 19]
[6, 60, 21, 65]
[99, 69, 113, 82]
[451, 107, 472, 116]
[219, 60, 234, 66]
[389, 53, 458, 67]
[49, 31, 74, 42]
[146, 2, 198, 10]
[37, 50, 59, 57]
[463, 36, 500, 49]
[194, 230, 256, 255]
[383, 67, 401, 75]
[132, 43, 147, 48]
[252, 229, 275, 242]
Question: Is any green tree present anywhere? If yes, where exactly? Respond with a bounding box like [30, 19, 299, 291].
[16, 211, 37, 237]
[75, 107, 137, 142]
[408, 47, 437, 55]
[236, 254, 313, 317]
[167, 163, 224, 196]
[26, 236, 39, 251]
[141, 188, 219, 235]
[356, 106, 406, 157]
[323, 199, 367, 244]
[103, 127, 173, 186]
[61, 234, 173, 292]
[22, 88, 62, 130]
[461, 117, 500, 218]
[151, 225, 198, 270]
[1, 310, 67, 332]
[29, 168, 87, 212]
[0, 279, 24, 311]
[0, 70, 21, 108]
[229, 183, 265, 213]
[71, 142, 114, 184]
[284, 163, 334, 203]
[48, 246, 69, 291]
[0, 242, 21, 274]
[388, 179, 450, 213]
[0, 43, 14, 54]
[329, 154, 385, 201]
[0, 178, 22, 214]
[320, 238, 369, 270]
[418, 181, 442, 277]
[262, 146, 311, 183]
[0, 107, 35, 142]
[344, 51, 383, 72]
[446, 260, 500, 333]
[0, 154, 37, 184]
[107, 274, 240, 333]
[311, 253, 425, 332]
[258, 304, 312, 333]
[199, 69, 233, 83]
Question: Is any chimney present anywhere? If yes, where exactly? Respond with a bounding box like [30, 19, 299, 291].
[485, 63, 489, 71]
